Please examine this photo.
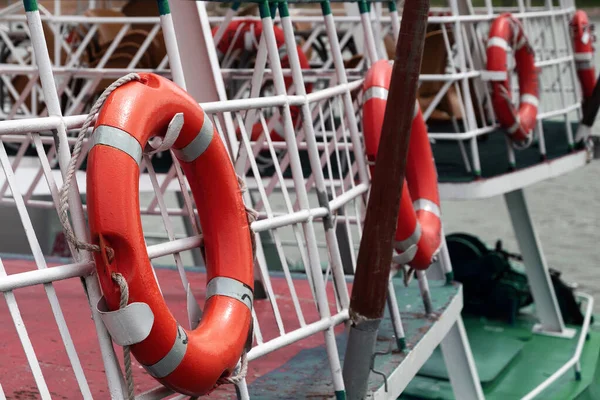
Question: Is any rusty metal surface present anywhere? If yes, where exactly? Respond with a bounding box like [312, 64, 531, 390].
[248, 280, 460, 399]
[0, 258, 342, 399]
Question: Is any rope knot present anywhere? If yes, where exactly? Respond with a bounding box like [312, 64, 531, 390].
[216, 351, 248, 386]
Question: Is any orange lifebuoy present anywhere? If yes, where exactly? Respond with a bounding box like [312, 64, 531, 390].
[570, 10, 597, 101]
[212, 20, 312, 141]
[486, 13, 539, 146]
[362, 60, 442, 270]
[87, 73, 254, 396]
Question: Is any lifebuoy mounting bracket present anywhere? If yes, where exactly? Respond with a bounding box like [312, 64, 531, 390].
[97, 297, 155, 346]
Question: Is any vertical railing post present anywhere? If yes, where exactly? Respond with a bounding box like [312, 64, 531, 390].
[259, 2, 346, 397]
[342, 0, 430, 398]
[278, 0, 351, 310]
[448, 0, 482, 178]
[22, 0, 125, 398]
[157, 0, 185, 89]
[169, 0, 238, 157]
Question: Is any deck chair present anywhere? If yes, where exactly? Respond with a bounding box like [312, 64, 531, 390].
[90, 32, 158, 67]
[419, 29, 463, 121]
[120, 0, 167, 66]
[73, 4, 168, 110]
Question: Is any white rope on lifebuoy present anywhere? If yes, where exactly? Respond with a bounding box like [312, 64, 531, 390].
[58, 73, 142, 256]
[57, 73, 258, 395]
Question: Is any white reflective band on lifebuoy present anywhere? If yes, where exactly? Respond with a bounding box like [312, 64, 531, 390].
[91, 125, 143, 166]
[574, 52, 593, 62]
[576, 61, 594, 70]
[96, 297, 154, 346]
[144, 325, 188, 379]
[520, 94, 539, 108]
[394, 222, 422, 251]
[206, 277, 253, 310]
[172, 112, 214, 162]
[487, 37, 510, 51]
[413, 198, 441, 218]
[364, 86, 388, 102]
[392, 244, 418, 265]
[508, 116, 522, 134]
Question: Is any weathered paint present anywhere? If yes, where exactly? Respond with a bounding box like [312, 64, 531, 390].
[433, 120, 579, 183]
[0, 258, 344, 398]
[157, 0, 170, 16]
[402, 314, 600, 400]
[249, 280, 461, 398]
[23, 0, 38, 12]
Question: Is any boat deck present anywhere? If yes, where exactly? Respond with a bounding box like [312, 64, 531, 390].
[0, 256, 462, 399]
[432, 120, 580, 182]
[401, 313, 600, 400]
[247, 280, 462, 400]
[0, 256, 336, 399]
[434, 121, 590, 199]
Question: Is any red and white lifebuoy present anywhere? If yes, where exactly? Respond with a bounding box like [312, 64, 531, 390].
[362, 60, 442, 270]
[486, 13, 539, 147]
[212, 20, 312, 141]
[570, 10, 597, 101]
[87, 73, 254, 396]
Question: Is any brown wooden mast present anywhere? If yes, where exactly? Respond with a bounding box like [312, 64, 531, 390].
[342, 0, 431, 397]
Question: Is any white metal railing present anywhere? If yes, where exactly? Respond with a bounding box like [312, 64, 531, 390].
[0, 0, 592, 399]
[0, 2, 371, 398]
[521, 293, 595, 400]
[0, 2, 582, 179]
[0, 3, 169, 120]
[0, 73, 363, 400]
[29, 4, 588, 176]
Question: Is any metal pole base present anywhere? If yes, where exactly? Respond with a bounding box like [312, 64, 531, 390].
[342, 318, 382, 400]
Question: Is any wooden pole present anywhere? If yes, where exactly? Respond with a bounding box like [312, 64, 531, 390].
[342, 0, 430, 398]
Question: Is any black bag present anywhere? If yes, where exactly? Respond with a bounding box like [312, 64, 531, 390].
[549, 268, 585, 325]
[446, 233, 584, 325]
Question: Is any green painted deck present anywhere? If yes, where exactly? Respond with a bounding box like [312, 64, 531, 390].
[431, 120, 579, 182]
[247, 279, 462, 399]
[401, 313, 600, 400]
[418, 319, 526, 384]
